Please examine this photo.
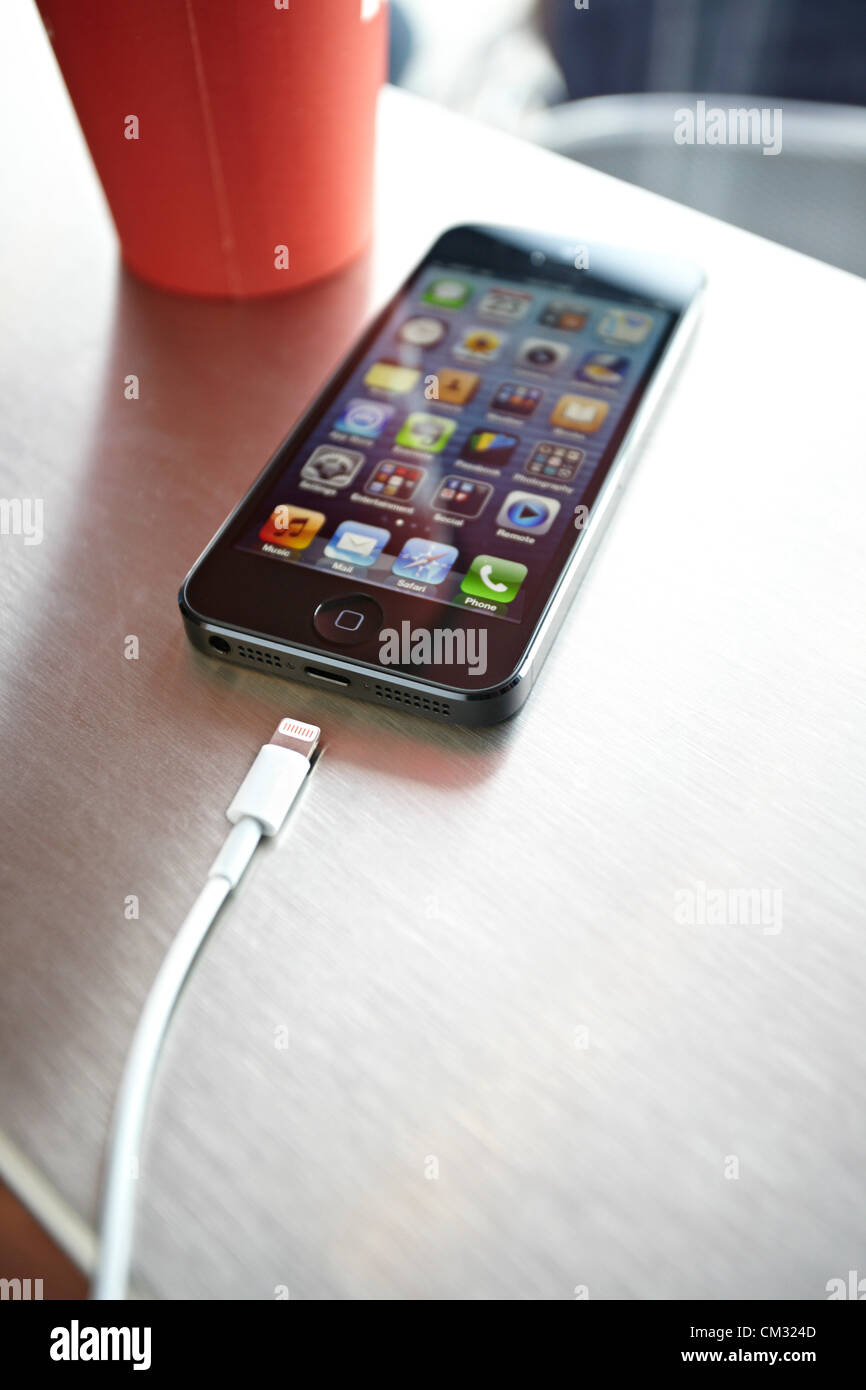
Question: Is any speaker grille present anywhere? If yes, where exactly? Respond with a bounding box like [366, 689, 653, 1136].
[235, 643, 291, 669]
[372, 683, 451, 717]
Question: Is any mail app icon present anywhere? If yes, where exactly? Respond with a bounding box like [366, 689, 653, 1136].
[325, 520, 391, 567]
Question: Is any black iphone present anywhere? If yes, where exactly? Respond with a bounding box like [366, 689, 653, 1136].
[180, 224, 704, 724]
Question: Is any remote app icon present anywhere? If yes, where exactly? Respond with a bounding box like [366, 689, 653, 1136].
[496, 491, 560, 535]
[395, 412, 456, 453]
[300, 446, 365, 489]
[392, 537, 459, 585]
[461, 554, 527, 604]
[324, 520, 390, 567]
[260, 505, 325, 550]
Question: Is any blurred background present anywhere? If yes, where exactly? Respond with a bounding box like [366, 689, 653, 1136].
[388, 0, 865, 277]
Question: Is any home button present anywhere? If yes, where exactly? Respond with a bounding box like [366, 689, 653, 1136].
[313, 594, 384, 645]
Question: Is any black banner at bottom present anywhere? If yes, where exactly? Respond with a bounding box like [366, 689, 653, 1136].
[3, 1297, 863, 1375]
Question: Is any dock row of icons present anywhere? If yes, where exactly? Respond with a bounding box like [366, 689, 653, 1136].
[263, 479, 558, 549]
[260, 510, 529, 603]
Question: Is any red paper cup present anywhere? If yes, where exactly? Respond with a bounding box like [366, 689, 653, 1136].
[37, 0, 387, 297]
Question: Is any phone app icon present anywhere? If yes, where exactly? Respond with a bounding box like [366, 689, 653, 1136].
[433, 474, 493, 519]
[324, 520, 390, 567]
[461, 554, 527, 604]
[365, 459, 425, 501]
[300, 445, 365, 489]
[334, 398, 394, 439]
[540, 299, 590, 332]
[515, 337, 569, 373]
[525, 440, 585, 483]
[392, 537, 459, 585]
[575, 350, 630, 387]
[597, 309, 653, 345]
[478, 286, 533, 322]
[397, 316, 448, 349]
[363, 360, 421, 395]
[454, 326, 505, 362]
[260, 504, 325, 550]
[550, 394, 609, 433]
[489, 381, 542, 417]
[458, 428, 519, 469]
[433, 368, 481, 405]
[395, 412, 456, 453]
[422, 277, 472, 309]
[496, 491, 560, 535]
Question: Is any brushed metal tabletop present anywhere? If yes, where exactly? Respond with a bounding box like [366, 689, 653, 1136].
[1, 5, 864, 1299]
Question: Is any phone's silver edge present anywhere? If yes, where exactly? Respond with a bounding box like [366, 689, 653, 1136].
[183, 285, 705, 715]
[514, 285, 705, 691]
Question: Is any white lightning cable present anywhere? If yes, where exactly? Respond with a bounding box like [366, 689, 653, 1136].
[91, 716, 321, 1301]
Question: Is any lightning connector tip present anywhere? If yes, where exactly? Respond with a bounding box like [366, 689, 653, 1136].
[270, 716, 321, 759]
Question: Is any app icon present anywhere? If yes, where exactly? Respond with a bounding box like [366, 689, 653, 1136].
[489, 381, 542, 417]
[458, 428, 519, 469]
[334, 398, 394, 439]
[395, 412, 456, 453]
[461, 554, 527, 604]
[364, 459, 426, 501]
[540, 299, 590, 332]
[422, 277, 472, 309]
[550, 394, 609, 433]
[597, 309, 653, 345]
[478, 286, 533, 322]
[324, 520, 390, 566]
[432, 368, 481, 405]
[454, 326, 505, 362]
[515, 337, 569, 373]
[300, 446, 365, 489]
[497, 491, 561, 535]
[392, 537, 459, 585]
[259, 504, 325, 550]
[575, 350, 630, 387]
[432, 474, 493, 519]
[397, 316, 448, 349]
[363, 360, 421, 394]
[524, 440, 585, 483]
